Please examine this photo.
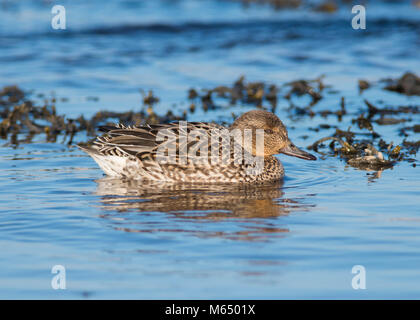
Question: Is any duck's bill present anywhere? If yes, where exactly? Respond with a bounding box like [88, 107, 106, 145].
[281, 143, 317, 161]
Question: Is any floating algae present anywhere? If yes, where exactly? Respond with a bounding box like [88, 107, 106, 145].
[313, 1, 337, 13]
[383, 72, 420, 96]
[347, 145, 394, 171]
[0, 85, 185, 146]
[300, 78, 419, 172]
[233, 0, 420, 12]
[230, 0, 343, 12]
[188, 75, 326, 115]
[364, 99, 419, 118]
[233, 0, 302, 10]
[284, 78, 323, 105]
[400, 124, 420, 137]
[307, 97, 419, 171]
[0, 73, 418, 175]
[308, 134, 396, 171]
[358, 80, 371, 93]
[191, 77, 416, 173]
[188, 76, 279, 111]
[0, 86, 25, 105]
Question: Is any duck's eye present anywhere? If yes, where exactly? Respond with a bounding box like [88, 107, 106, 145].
[264, 129, 274, 134]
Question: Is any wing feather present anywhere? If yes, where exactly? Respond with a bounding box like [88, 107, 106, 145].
[89, 121, 226, 160]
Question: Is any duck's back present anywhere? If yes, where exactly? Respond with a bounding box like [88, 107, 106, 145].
[79, 122, 284, 183]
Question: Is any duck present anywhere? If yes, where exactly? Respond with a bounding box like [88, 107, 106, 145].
[78, 110, 316, 183]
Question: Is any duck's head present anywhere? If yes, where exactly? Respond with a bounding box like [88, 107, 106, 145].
[230, 109, 316, 160]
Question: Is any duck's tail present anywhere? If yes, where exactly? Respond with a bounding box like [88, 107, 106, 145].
[77, 143, 100, 155]
[77, 143, 123, 177]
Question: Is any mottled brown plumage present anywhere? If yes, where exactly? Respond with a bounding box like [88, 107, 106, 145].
[78, 110, 316, 183]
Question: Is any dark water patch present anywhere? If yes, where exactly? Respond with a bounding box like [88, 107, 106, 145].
[0, 53, 38, 63]
[2, 17, 419, 40]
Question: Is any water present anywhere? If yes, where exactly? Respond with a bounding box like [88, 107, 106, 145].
[0, 0, 419, 299]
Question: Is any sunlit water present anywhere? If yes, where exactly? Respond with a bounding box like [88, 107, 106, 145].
[0, 0, 419, 299]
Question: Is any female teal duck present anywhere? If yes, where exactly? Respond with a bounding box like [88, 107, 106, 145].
[79, 110, 316, 183]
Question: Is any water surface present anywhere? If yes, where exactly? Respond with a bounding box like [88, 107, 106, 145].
[0, 0, 419, 299]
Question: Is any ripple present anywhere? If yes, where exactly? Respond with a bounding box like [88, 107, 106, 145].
[282, 156, 347, 189]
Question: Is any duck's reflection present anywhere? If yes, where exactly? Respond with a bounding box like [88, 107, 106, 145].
[95, 178, 315, 241]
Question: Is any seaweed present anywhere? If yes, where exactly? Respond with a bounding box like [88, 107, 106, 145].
[187, 76, 279, 112]
[284, 77, 324, 105]
[383, 72, 420, 96]
[358, 80, 370, 93]
[307, 97, 419, 171]
[0, 86, 185, 146]
[0, 74, 418, 176]
[308, 135, 398, 171]
[0, 85, 25, 106]
[230, 0, 348, 12]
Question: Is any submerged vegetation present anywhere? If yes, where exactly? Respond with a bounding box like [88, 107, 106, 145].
[0, 72, 418, 176]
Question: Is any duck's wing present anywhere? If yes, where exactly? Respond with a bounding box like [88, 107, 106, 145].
[79, 122, 227, 161]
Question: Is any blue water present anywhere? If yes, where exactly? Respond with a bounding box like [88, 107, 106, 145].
[0, 0, 419, 299]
